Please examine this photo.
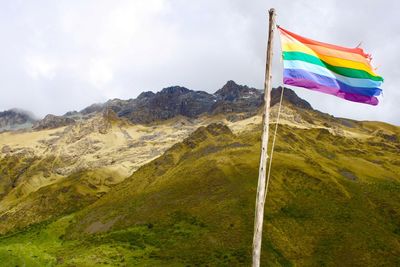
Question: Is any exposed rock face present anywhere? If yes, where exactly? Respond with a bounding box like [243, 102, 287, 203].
[271, 86, 313, 110]
[214, 80, 261, 102]
[80, 103, 105, 115]
[122, 86, 216, 123]
[19, 80, 314, 129]
[212, 80, 263, 115]
[33, 114, 75, 130]
[0, 109, 36, 131]
[72, 81, 311, 124]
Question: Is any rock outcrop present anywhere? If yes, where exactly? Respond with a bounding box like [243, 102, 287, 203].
[33, 114, 75, 130]
[72, 80, 312, 124]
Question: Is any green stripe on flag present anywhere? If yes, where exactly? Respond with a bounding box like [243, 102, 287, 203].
[283, 51, 384, 82]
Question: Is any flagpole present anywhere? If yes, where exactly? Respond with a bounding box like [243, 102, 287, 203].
[252, 8, 276, 267]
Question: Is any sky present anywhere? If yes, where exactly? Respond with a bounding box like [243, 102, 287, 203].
[0, 0, 399, 125]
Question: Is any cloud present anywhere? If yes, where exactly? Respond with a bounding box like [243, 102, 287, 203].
[0, 0, 399, 125]
[88, 59, 113, 88]
[25, 55, 57, 80]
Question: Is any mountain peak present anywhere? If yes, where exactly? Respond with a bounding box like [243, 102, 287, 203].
[224, 80, 239, 87]
[137, 91, 155, 99]
[214, 80, 258, 102]
[216, 80, 245, 93]
[160, 86, 191, 95]
[0, 109, 36, 131]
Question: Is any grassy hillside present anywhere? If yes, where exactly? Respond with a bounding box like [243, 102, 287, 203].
[0, 169, 124, 234]
[0, 112, 227, 233]
[0, 119, 398, 266]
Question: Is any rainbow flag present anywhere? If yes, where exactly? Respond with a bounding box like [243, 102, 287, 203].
[278, 26, 383, 105]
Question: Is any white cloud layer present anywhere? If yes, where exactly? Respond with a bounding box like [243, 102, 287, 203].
[0, 0, 399, 124]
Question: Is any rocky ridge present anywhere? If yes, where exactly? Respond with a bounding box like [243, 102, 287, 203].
[33, 114, 75, 130]
[79, 81, 312, 124]
[1, 81, 313, 130]
[0, 109, 36, 131]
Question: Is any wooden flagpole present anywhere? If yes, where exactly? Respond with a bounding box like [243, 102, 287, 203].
[252, 8, 276, 267]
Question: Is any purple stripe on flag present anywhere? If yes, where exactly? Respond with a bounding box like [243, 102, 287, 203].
[283, 68, 382, 97]
[283, 77, 379, 105]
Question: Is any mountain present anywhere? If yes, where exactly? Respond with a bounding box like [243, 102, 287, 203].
[71, 81, 264, 123]
[99, 81, 312, 123]
[0, 109, 36, 131]
[118, 86, 216, 123]
[0, 109, 212, 230]
[34, 81, 311, 127]
[0, 81, 399, 266]
[0, 81, 310, 130]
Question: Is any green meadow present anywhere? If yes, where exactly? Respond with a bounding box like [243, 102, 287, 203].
[0, 122, 399, 266]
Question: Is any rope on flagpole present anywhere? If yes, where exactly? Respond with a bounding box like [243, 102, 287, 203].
[264, 86, 284, 203]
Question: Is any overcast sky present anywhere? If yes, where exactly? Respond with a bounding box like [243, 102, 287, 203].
[0, 0, 399, 125]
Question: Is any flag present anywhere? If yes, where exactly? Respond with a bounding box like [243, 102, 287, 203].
[278, 26, 383, 105]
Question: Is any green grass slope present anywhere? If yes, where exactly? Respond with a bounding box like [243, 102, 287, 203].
[0, 122, 399, 266]
[0, 169, 122, 234]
